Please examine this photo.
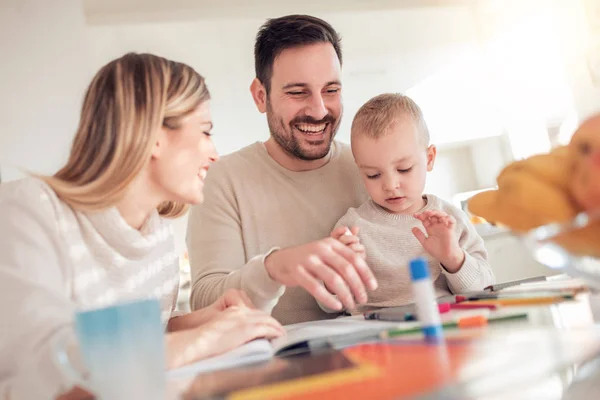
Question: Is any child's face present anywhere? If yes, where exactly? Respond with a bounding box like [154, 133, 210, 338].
[352, 120, 436, 215]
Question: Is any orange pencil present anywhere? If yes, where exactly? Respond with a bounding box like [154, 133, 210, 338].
[460, 296, 570, 307]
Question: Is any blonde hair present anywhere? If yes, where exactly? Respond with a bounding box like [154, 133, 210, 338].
[351, 93, 429, 145]
[40, 53, 210, 218]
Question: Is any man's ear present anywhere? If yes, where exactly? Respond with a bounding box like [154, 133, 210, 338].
[426, 144, 437, 172]
[250, 78, 268, 114]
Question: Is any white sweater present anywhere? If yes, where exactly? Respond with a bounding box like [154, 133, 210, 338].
[330, 195, 495, 313]
[0, 178, 179, 399]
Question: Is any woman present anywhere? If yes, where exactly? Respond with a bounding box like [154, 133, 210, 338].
[0, 53, 284, 399]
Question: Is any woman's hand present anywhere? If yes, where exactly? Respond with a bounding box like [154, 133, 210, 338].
[166, 306, 285, 369]
[209, 288, 255, 312]
[167, 289, 255, 332]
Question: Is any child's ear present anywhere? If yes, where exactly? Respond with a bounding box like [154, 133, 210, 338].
[426, 145, 437, 171]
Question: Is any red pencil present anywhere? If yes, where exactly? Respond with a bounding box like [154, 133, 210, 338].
[450, 303, 498, 310]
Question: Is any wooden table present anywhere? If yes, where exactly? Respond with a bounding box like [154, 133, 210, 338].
[173, 293, 600, 400]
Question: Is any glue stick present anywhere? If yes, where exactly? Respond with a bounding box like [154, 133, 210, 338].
[409, 257, 443, 341]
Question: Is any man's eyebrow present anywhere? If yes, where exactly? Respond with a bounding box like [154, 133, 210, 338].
[282, 83, 308, 90]
[282, 80, 342, 90]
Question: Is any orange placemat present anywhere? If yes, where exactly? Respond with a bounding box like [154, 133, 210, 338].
[229, 341, 470, 400]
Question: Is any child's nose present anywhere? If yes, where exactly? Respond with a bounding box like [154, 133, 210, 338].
[383, 176, 399, 191]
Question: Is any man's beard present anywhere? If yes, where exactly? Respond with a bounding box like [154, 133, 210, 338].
[266, 100, 341, 161]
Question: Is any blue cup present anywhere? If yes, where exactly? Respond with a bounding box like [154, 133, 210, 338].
[53, 298, 167, 400]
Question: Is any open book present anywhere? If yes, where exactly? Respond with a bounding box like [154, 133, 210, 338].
[168, 317, 401, 379]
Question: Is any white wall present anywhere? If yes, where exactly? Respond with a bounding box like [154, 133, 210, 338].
[555, 0, 600, 121]
[0, 0, 92, 182]
[474, 0, 599, 126]
[86, 6, 480, 155]
[426, 145, 478, 201]
[1, 0, 598, 259]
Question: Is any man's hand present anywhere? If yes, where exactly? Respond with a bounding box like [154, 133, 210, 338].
[412, 210, 465, 272]
[264, 237, 377, 311]
[330, 226, 366, 260]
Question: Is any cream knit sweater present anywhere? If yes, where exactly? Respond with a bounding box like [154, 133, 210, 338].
[329, 195, 495, 313]
[0, 178, 179, 399]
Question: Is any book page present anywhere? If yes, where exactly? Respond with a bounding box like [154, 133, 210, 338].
[272, 317, 401, 355]
[168, 339, 274, 379]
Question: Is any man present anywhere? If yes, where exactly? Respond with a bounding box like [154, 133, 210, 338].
[187, 15, 377, 325]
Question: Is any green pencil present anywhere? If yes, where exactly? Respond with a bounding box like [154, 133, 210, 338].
[380, 321, 456, 339]
[380, 312, 528, 339]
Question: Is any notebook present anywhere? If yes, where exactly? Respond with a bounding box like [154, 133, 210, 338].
[168, 318, 401, 378]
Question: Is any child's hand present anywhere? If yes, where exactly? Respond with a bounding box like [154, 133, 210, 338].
[412, 210, 465, 272]
[330, 226, 367, 260]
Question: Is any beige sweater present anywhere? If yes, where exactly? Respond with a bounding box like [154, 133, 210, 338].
[187, 141, 368, 325]
[0, 178, 179, 400]
[330, 196, 495, 313]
